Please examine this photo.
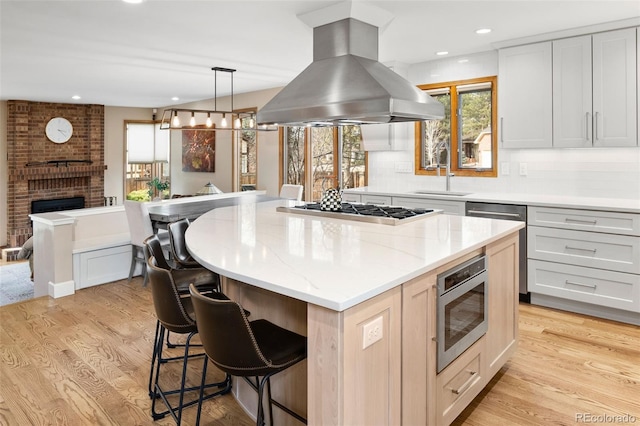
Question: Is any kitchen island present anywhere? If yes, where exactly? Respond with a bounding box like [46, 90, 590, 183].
[186, 199, 524, 425]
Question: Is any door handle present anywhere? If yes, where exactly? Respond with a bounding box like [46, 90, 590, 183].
[586, 112, 590, 142]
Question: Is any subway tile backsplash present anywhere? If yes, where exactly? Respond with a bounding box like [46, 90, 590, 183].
[367, 147, 640, 200]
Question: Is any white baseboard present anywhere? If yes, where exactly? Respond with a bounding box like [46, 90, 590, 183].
[48, 280, 75, 298]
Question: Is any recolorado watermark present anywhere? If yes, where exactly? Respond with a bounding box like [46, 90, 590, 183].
[576, 413, 637, 423]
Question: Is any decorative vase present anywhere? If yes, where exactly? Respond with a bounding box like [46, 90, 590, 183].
[320, 188, 342, 211]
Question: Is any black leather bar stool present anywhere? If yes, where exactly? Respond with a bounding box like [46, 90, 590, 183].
[143, 234, 221, 402]
[189, 284, 307, 426]
[167, 218, 201, 268]
[146, 256, 231, 425]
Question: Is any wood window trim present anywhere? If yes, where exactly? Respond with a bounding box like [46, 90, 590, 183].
[279, 126, 369, 199]
[414, 76, 498, 178]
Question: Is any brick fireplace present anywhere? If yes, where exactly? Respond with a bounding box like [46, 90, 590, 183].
[6, 100, 106, 247]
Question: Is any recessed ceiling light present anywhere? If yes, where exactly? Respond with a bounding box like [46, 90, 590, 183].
[475, 28, 492, 34]
[71, 95, 81, 100]
[458, 59, 469, 64]
[171, 97, 179, 101]
[122, 0, 144, 4]
[436, 51, 449, 56]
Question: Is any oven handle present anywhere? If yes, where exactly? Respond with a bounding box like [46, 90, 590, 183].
[450, 370, 479, 395]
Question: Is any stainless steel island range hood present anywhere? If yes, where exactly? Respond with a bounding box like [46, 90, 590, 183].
[257, 18, 444, 127]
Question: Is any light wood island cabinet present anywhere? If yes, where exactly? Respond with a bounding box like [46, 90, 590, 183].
[403, 233, 519, 426]
[187, 200, 523, 426]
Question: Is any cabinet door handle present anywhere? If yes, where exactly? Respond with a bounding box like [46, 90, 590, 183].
[594, 112, 599, 141]
[565, 217, 597, 225]
[565, 280, 597, 289]
[565, 245, 597, 253]
[500, 117, 504, 143]
[586, 112, 590, 142]
[450, 370, 478, 395]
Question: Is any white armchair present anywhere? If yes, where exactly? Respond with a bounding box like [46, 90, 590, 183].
[123, 200, 169, 286]
[279, 184, 303, 202]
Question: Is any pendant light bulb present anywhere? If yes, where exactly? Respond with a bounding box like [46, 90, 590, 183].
[172, 111, 180, 127]
[221, 113, 227, 128]
[205, 113, 213, 128]
[189, 112, 196, 127]
[249, 116, 255, 128]
[234, 117, 241, 129]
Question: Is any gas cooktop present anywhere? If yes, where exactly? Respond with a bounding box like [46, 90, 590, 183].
[277, 202, 441, 225]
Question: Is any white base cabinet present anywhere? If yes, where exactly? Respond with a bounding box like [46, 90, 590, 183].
[392, 196, 465, 216]
[528, 206, 640, 323]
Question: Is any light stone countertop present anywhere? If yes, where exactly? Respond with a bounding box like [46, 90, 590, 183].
[343, 187, 640, 213]
[186, 199, 523, 311]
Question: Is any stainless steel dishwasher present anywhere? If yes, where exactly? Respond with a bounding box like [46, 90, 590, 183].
[465, 202, 529, 303]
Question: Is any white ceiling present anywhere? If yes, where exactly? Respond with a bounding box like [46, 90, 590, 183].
[1, 0, 639, 108]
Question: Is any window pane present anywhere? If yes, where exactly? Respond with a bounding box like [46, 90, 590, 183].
[311, 127, 335, 202]
[285, 127, 305, 186]
[239, 116, 257, 189]
[341, 126, 365, 189]
[458, 89, 492, 169]
[423, 93, 451, 168]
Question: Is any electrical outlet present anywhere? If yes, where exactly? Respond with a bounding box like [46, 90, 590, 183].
[501, 162, 510, 176]
[394, 161, 412, 173]
[362, 316, 384, 349]
[519, 162, 528, 176]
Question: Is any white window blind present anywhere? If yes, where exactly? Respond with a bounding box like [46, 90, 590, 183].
[127, 123, 169, 163]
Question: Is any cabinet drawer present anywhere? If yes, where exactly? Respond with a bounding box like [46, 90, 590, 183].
[436, 338, 485, 425]
[341, 193, 361, 203]
[361, 194, 392, 205]
[392, 197, 465, 216]
[528, 226, 640, 274]
[528, 206, 640, 236]
[529, 260, 640, 312]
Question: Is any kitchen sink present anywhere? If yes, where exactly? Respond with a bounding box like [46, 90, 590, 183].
[411, 190, 471, 196]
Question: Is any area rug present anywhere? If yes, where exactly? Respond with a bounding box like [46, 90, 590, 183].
[0, 262, 33, 306]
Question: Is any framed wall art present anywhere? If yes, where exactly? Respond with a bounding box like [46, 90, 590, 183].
[182, 127, 215, 172]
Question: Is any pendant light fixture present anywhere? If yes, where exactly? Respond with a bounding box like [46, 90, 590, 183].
[160, 67, 276, 132]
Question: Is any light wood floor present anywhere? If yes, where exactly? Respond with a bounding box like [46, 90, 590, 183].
[1, 278, 638, 425]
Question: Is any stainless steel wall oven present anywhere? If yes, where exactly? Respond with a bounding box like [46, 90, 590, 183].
[437, 255, 488, 373]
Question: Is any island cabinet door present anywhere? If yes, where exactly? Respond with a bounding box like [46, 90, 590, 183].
[307, 286, 402, 426]
[401, 271, 437, 426]
[485, 232, 520, 377]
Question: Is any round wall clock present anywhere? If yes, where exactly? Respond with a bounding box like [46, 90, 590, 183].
[45, 117, 73, 143]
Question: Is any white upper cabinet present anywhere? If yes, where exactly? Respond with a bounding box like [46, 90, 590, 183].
[553, 28, 637, 148]
[592, 28, 637, 147]
[360, 122, 411, 151]
[552, 36, 593, 148]
[498, 42, 553, 149]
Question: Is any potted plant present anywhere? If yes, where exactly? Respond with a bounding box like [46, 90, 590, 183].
[147, 177, 170, 200]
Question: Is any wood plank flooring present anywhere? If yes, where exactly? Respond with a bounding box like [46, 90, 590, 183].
[1, 278, 638, 425]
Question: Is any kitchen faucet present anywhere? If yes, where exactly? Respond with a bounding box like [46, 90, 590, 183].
[435, 140, 453, 192]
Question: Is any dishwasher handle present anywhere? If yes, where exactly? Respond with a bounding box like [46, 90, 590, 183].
[466, 209, 523, 219]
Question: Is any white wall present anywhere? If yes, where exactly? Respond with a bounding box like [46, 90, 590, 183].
[104, 106, 154, 204]
[366, 51, 640, 201]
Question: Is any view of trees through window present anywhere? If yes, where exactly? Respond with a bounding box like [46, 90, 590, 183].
[238, 114, 257, 191]
[418, 77, 497, 177]
[283, 125, 366, 201]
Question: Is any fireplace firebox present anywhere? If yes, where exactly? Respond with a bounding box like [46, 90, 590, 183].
[31, 197, 86, 214]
